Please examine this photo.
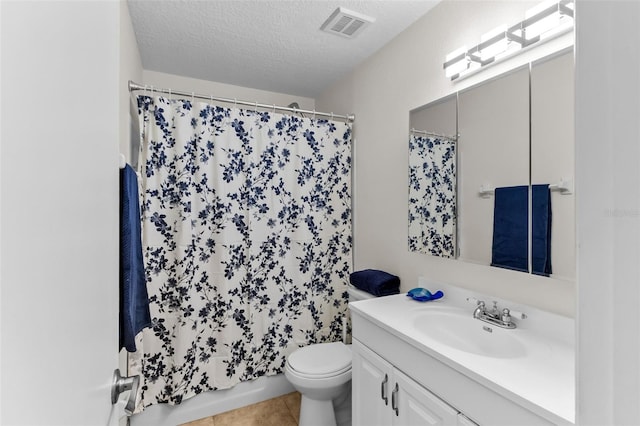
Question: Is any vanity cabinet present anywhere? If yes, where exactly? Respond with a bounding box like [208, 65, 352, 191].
[353, 339, 477, 426]
[350, 298, 569, 425]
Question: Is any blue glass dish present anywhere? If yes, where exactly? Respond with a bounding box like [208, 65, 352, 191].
[407, 288, 444, 302]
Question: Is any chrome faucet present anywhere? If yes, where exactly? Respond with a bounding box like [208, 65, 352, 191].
[467, 298, 526, 329]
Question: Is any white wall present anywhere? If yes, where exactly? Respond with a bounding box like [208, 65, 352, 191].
[120, 0, 143, 163]
[575, 1, 640, 424]
[142, 70, 316, 112]
[119, 0, 144, 380]
[0, 1, 120, 424]
[317, 0, 575, 317]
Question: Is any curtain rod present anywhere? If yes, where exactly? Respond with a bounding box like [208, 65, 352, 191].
[410, 128, 458, 141]
[128, 81, 355, 123]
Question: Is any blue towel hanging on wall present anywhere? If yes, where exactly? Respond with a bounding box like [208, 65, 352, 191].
[120, 164, 151, 352]
[532, 184, 552, 276]
[491, 186, 529, 273]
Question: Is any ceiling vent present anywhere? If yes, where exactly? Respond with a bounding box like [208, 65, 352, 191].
[320, 7, 375, 38]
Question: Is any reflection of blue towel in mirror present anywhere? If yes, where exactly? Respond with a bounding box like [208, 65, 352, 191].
[491, 185, 553, 275]
[491, 186, 529, 273]
[532, 184, 552, 276]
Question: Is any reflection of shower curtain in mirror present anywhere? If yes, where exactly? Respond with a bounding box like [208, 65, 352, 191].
[408, 134, 456, 257]
[129, 95, 352, 411]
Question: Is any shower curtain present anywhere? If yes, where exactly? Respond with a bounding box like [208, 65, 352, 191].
[408, 134, 456, 257]
[129, 95, 352, 410]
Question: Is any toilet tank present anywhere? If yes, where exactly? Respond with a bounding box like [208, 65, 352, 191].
[347, 285, 375, 302]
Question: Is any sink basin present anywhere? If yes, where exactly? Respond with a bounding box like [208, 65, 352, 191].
[412, 309, 528, 359]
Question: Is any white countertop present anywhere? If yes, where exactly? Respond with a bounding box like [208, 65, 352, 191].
[350, 292, 575, 424]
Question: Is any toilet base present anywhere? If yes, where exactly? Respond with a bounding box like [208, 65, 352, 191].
[333, 385, 352, 426]
[299, 394, 337, 426]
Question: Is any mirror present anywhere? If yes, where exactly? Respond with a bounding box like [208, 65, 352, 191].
[530, 51, 575, 279]
[457, 66, 530, 268]
[408, 49, 575, 280]
[408, 95, 457, 257]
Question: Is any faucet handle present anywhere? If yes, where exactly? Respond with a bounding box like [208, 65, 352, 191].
[509, 309, 527, 320]
[501, 308, 512, 324]
[472, 300, 485, 319]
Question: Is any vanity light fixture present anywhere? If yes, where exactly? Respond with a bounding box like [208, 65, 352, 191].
[443, 0, 574, 81]
[477, 25, 510, 64]
[444, 46, 469, 78]
[525, 0, 574, 41]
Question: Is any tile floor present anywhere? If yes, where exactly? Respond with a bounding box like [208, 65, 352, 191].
[181, 392, 301, 426]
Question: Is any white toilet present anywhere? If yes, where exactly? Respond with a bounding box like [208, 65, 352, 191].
[284, 285, 373, 426]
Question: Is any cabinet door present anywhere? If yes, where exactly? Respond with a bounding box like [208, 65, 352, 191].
[393, 369, 459, 426]
[457, 413, 480, 426]
[352, 339, 393, 426]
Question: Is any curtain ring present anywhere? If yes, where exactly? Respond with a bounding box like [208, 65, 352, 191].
[234, 98, 237, 108]
[255, 101, 258, 113]
[313, 109, 316, 120]
[331, 112, 334, 120]
[272, 104, 276, 113]
[168, 88, 171, 101]
[191, 92, 195, 103]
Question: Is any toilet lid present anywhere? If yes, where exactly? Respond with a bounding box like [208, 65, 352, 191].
[287, 342, 352, 377]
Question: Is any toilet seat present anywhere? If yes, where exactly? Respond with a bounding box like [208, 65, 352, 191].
[287, 342, 352, 379]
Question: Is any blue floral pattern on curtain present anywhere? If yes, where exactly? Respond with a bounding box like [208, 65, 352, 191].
[129, 95, 352, 410]
[408, 134, 456, 257]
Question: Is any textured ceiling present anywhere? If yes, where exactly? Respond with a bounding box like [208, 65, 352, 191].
[128, 0, 441, 98]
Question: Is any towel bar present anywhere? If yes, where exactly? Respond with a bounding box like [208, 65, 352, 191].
[478, 179, 573, 197]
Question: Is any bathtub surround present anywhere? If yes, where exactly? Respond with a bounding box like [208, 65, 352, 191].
[130, 94, 352, 410]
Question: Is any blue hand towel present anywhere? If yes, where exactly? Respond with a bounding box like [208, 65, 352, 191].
[120, 165, 151, 352]
[532, 184, 552, 276]
[491, 186, 528, 273]
[350, 269, 400, 297]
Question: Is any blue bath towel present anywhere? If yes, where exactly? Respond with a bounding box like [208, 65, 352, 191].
[532, 184, 552, 276]
[120, 165, 151, 352]
[349, 269, 400, 297]
[491, 186, 528, 273]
